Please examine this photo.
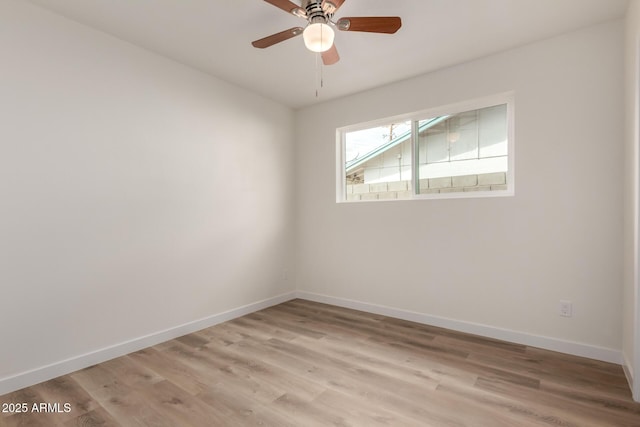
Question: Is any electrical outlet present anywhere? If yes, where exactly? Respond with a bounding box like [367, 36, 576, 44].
[559, 300, 573, 317]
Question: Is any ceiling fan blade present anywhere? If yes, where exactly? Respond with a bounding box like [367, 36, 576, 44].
[263, 0, 306, 17]
[322, 0, 346, 14]
[336, 17, 402, 34]
[322, 44, 340, 65]
[252, 27, 304, 49]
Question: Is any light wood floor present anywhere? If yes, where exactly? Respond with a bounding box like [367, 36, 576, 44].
[2, 299, 640, 426]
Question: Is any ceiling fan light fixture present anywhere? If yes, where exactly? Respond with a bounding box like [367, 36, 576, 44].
[303, 22, 335, 53]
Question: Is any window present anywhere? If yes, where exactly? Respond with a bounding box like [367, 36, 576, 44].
[338, 93, 514, 202]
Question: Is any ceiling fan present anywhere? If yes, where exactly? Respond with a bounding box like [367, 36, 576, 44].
[251, 0, 402, 65]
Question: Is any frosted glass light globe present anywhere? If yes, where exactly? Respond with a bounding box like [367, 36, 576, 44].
[303, 23, 335, 53]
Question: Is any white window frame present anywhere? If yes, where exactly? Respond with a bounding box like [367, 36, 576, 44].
[336, 92, 515, 202]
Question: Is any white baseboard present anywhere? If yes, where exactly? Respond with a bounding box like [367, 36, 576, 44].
[0, 291, 296, 396]
[623, 352, 635, 399]
[295, 291, 623, 365]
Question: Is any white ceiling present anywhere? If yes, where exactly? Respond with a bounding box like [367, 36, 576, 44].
[27, 0, 628, 109]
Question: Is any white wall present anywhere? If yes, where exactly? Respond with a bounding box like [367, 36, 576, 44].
[0, 0, 295, 391]
[624, 0, 640, 399]
[296, 20, 624, 359]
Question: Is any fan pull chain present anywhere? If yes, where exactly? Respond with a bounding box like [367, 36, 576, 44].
[315, 53, 319, 98]
[315, 52, 325, 99]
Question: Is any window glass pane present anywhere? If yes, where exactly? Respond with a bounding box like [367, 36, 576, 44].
[417, 104, 508, 195]
[423, 121, 448, 163]
[479, 104, 508, 158]
[449, 111, 479, 161]
[344, 120, 412, 201]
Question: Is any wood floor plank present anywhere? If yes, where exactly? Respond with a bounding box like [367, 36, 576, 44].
[252, 338, 477, 425]
[202, 340, 326, 402]
[195, 382, 299, 427]
[63, 406, 119, 427]
[29, 376, 99, 424]
[100, 357, 165, 390]
[1, 412, 65, 427]
[129, 380, 228, 426]
[126, 347, 214, 396]
[474, 376, 639, 427]
[2, 298, 640, 426]
[240, 312, 474, 388]
[437, 380, 614, 427]
[290, 333, 442, 392]
[73, 358, 188, 427]
[275, 389, 429, 427]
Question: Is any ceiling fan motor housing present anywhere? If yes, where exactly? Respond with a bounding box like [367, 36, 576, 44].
[303, 0, 334, 22]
